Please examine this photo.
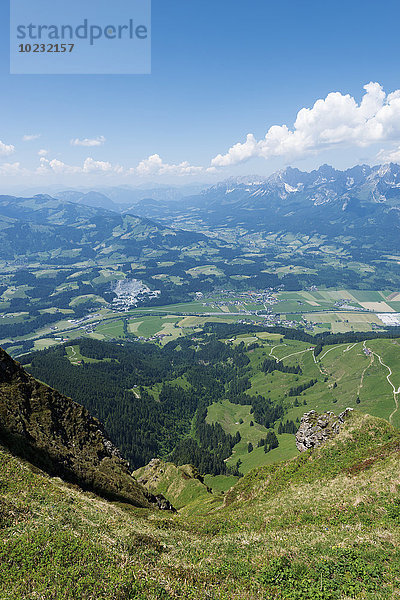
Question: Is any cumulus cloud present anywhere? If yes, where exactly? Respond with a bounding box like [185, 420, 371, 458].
[0, 141, 15, 156]
[376, 145, 400, 164]
[134, 154, 203, 176]
[34, 154, 201, 179]
[211, 82, 400, 167]
[38, 156, 122, 176]
[0, 152, 214, 181]
[0, 162, 26, 176]
[83, 157, 123, 173]
[70, 135, 106, 147]
[38, 158, 81, 175]
[22, 134, 41, 142]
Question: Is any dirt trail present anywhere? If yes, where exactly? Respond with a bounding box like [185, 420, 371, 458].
[365, 341, 400, 424]
[313, 343, 349, 375]
[278, 348, 313, 361]
[358, 342, 373, 397]
[268, 344, 286, 360]
[270, 338, 399, 424]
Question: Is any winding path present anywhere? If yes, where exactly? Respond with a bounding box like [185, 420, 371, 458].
[344, 343, 358, 353]
[269, 338, 399, 424]
[313, 343, 349, 375]
[319, 345, 344, 360]
[278, 348, 313, 361]
[268, 344, 286, 360]
[269, 344, 315, 363]
[367, 342, 400, 424]
[356, 342, 373, 397]
[67, 345, 80, 365]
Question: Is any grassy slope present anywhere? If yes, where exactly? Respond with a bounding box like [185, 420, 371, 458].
[204, 473, 239, 492]
[66, 333, 400, 481]
[133, 461, 211, 510]
[183, 412, 400, 599]
[1, 411, 400, 599]
[206, 400, 298, 475]
[209, 335, 400, 473]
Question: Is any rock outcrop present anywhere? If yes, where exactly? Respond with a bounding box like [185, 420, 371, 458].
[295, 408, 354, 452]
[0, 347, 172, 509]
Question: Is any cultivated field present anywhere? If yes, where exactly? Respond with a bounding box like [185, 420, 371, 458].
[4, 287, 400, 356]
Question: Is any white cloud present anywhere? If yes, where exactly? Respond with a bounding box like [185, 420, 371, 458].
[34, 154, 199, 179]
[70, 135, 106, 147]
[37, 156, 122, 176]
[134, 154, 203, 176]
[22, 134, 41, 142]
[377, 145, 400, 164]
[0, 141, 15, 156]
[83, 157, 123, 173]
[0, 152, 215, 181]
[211, 82, 400, 167]
[0, 162, 26, 176]
[38, 158, 81, 175]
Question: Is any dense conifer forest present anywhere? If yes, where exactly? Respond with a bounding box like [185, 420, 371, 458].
[22, 329, 296, 474]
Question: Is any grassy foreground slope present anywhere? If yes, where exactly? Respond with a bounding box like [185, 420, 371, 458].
[1, 411, 400, 599]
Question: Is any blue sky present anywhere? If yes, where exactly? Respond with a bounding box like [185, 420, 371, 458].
[2, 0, 400, 189]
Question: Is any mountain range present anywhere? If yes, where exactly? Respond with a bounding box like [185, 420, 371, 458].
[0, 193, 209, 262]
[52, 183, 209, 212]
[130, 163, 400, 244]
[2, 162, 400, 265]
[20, 164, 400, 233]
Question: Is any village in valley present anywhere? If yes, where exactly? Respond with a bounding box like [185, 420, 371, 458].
[3, 284, 399, 356]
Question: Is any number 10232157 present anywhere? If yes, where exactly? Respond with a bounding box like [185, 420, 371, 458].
[18, 43, 74, 53]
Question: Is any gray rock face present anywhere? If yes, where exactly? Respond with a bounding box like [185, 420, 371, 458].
[295, 408, 353, 452]
[155, 494, 177, 512]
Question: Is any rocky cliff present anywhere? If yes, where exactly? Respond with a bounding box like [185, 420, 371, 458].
[295, 408, 354, 452]
[0, 347, 167, 508]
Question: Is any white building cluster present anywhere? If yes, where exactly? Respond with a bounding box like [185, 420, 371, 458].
[111, 279, 160, 311]
[377, 313, 400, 326]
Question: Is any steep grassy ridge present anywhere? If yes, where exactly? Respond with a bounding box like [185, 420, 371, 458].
[0, 347, 159, 508]
[1, 411, 400, 598]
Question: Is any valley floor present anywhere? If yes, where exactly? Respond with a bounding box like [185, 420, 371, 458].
[4, 287, 399, 358]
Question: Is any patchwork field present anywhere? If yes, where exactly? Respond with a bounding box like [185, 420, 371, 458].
[4, 287, 400, 357]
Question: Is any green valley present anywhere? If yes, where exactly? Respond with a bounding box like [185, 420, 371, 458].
[22, 324, 400, 483]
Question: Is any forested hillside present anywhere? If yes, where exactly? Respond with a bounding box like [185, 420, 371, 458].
[23, 336, 252, 474]
[23, 323, 400, 478]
